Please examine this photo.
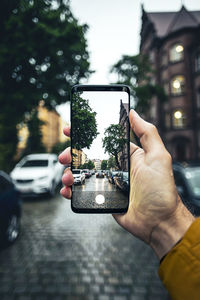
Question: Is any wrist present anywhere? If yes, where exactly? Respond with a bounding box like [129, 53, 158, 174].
[150, 199, 195, 260]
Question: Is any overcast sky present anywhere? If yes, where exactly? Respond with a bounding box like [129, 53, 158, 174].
[69, 0, 200, 84]
[78, 91, 129, 160]
[57, 0, 200, 125]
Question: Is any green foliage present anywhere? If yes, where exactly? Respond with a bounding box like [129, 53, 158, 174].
[79, 163, 86, 169]
[23, 109, 46, 156]
[110, 54, 167, 113]
[72, 93, 99, 150]
[51, 139, 71, 155]
[79, 160, 95, 170]
[87, 160, 95, 170]
[0, 0, 91, 170]
[107, 156, 116, 169]
[102, 124, 127, 170]
[101, 160, 107, 170]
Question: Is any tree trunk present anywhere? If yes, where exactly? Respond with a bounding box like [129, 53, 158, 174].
[114, 153, 121, 170]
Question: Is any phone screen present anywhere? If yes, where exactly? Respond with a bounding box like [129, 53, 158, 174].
[71, 85, 130, 213]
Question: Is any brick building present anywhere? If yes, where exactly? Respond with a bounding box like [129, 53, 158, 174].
[140, 5, 200, 161]
[17, 101, 68, 157]
[119, 100, 129, 170]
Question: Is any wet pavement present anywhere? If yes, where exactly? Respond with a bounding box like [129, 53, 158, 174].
[0, 191, 171, 300]
[73, 176, 128, 209]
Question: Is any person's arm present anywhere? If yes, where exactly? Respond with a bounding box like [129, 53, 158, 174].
[59, 109, 197, 298]
[159, 217, 200, 300]
[112, 109, 195, 259]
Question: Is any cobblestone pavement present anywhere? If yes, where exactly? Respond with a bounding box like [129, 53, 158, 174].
[0, 192, 171, 300]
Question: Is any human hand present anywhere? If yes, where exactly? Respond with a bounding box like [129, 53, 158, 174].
[58, 127, 74, 199]
[113, 110, 195, 259]
[59, 110, 195, 259]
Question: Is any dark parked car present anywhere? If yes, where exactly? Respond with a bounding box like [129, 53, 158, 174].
[173, 163, 200, 216]
[108, 171, 119, 184]
[114, 172, 129, 194]
[96, 170, 104, 178]
[0, 171, 22, 246]
[82, 169, 91, 178]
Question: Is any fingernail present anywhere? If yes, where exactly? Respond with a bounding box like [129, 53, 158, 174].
[60, 187, 65, 194]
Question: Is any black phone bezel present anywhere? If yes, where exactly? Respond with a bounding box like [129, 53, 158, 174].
[70, 84, 130, 214]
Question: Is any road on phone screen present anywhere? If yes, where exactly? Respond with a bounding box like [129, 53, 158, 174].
[0, 188, 171, 300]
[73, 175, 128, 209]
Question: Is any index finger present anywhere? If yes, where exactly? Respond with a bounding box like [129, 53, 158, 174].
[58, 147, 71, 165]
[63, 126, 70, 137]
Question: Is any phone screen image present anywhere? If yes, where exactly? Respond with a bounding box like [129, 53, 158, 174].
[71, 85, 130, 213]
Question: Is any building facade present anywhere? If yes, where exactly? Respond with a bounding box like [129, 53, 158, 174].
[17, 101, 68, 156]
[72, 149, 88, 169]
[140, 5, 200, 162]
[93, 159, 101, 171]
[119, 100, 129, 170]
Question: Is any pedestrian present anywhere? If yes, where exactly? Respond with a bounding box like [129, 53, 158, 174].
[59, 109, 200, 300]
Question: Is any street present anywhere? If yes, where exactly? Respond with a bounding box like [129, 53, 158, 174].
[0, 190, 171, 300]
[73, 175, 128, 209]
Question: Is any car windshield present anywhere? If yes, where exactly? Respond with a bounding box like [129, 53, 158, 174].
[21, 159, 49, 167]
[73, 170, 81, 174]
[185, 167, 200, 197]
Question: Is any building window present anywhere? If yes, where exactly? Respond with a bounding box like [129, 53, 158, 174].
[195, 52, 200, 72]
[172, 110, 186, 128]
[169, 44, 184, 62]
[171, 76, 185, 95]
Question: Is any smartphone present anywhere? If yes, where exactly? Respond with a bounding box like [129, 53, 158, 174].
[71, 84, 130, 213]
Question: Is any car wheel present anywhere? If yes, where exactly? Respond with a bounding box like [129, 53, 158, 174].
[6, 215, 20, 244]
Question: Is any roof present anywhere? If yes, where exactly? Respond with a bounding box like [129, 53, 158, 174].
[146, 6, 200, 38]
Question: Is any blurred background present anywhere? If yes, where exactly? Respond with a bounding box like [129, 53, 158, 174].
[0, 0, 200, 299]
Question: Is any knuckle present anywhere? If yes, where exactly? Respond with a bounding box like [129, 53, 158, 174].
[148, 123, 157, 133]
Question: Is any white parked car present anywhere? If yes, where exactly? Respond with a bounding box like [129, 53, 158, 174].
[10, 154, 64, 196]
[72, 169, 85, 185]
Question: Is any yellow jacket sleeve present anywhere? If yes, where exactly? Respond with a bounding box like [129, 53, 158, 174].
[158, 217, 200, 300]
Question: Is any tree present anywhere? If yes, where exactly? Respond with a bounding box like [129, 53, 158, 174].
[102, 124, 127, 170]
[107, 156, 116, 169]
[23, 109, 46, 156]
[101, 160, 107, 170]
[72, 93, 98, 150]
[87, 160, 95, 170]
[110, 54, 166, 114]
[79, 160, 95, 170]
[0, 0, 91, 171]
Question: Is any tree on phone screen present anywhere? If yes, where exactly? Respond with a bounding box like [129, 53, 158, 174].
[72, 93, 99, 151]
[102, 124, 127, 170]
